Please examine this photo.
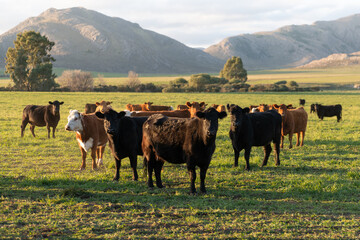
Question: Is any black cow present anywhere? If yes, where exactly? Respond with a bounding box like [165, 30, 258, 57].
[314, 104, 342, 122]
[95, 109, 148, 181]
[227, 104, 282, 170]
[310, 104, 316, 113]
[142, 107, 227, 194]
[21, 100, 64, 138]
[299, 99, 306, 106]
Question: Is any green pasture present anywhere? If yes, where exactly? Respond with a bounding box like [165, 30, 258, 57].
[0, 91, 359, 239]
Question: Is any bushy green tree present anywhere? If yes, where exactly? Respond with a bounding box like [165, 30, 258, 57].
[5, 31, 57, 91]
[220, 56, 247, 83]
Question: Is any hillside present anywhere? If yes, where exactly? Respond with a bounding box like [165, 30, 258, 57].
[0, 7, 223, 74]
[205, 14, 360, 70]
[297, 52, 360, 68]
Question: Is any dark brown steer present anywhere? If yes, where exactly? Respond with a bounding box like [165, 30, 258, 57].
[21, 100, 64, 138]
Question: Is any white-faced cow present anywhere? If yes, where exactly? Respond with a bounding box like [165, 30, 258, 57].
[65, 110, 108, 170]
[142, 107, 227, 194]
[95, 109, 148, 181]
[21, 100, 64, 138]
[227, 104, 282, 170]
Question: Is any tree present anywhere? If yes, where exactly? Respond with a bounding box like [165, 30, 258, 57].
[127, 70, 141, 88]
[220, 56, 247, 83]
[5, 31, 57, 91]
[57, 70, 94, 91]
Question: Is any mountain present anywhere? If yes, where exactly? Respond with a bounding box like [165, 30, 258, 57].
[297, 52, 360, 68]
[204, 14, 360, 70]
[0, 7, 223, 74]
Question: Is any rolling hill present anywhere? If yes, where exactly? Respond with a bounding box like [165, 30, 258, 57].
[0, 7, 223, 74]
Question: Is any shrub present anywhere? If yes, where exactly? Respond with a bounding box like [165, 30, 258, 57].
[57, 69, 94, 91]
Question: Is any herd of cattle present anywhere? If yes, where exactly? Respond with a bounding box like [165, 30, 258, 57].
[20, 99, 342, 193]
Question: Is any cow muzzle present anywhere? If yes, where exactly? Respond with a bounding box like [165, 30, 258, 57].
[65, 125, 71, 131]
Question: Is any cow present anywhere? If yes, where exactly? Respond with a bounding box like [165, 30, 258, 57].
[65, 110, 108, 170]
[314, 104, 342, 122]
[177, 104, 189, 110]
[84, 101, 112, 114]
[211, 104, 226, 113]
[95, 109, 148, 181]
[130, 109, 191, 118]
[310, 104, 316, 113]
[186, 101, 207, 117]
[227, 104, 282, 170]
[277, 104, 308, 149]
[84, 103, 97, 114]
[142, 107, 227, 194]
[21, 100, 64, 138]
[258, 104, 270, 112]
[299, 99, 306, 106]
[125, 103, 147, 111]
[145, 102, 173, 111]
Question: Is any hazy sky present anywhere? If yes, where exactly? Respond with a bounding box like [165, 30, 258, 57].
[1, 0, 360, 48]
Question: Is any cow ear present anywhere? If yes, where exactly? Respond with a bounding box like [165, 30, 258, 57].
[218, 111, 227, 119]
[186, 101, 192, 107]
[243, 107, 250, 113]
[95, 111, 105, 119]
[226, 104, 231, 111]
[49, 101, 53, 105]
[118, 111, 126, 118]
[96, 102, 100, 106]
[195, 111, 205, 119]
[107, 101, 112, 105]
[60, 101, 64, 105]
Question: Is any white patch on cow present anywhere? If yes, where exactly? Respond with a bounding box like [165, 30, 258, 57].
[77, 137, 94, 152]
[65, 110, 83, 132]
[123, 110, 131, 116]
[170, 106, 174, 110]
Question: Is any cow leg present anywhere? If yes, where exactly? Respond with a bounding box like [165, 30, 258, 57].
[261, 144, 272, 167]
[300, 131, 305, 146]
[154, 160, 164, 188]
[337, 115, 341, 122]
[199, 166, 208, 194]
[21, 119, 28, 137]
[280, 135, 284, 148]
[113, 158, 121, 181]
[187, 159, 197, 194]
[52, 126, 56, 138]
[129, 154, 138, 181]
[296, 132, 300, 146]
[288, 133, 293, 149]
[90, 147, 98, 170]
[244, 148, 251, 171]
[233, 147, 240, 167]
[147, 157, 155, 188]
[30, 125, 36, 137]
[46, 125, 51, 138]
[79, 148, 87, 170]
[274, 142, 280, 166]
[96, 146, 105, 167]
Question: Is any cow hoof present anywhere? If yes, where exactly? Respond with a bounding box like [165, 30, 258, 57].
[112, 177, 119, 181]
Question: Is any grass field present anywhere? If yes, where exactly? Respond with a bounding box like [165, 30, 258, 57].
[0, 91, 359, 239]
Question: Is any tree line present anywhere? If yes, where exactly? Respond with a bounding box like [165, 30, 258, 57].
[3, 31, 315, 92]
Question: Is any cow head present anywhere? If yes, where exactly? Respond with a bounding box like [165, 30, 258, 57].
[227, 104, 250, 131]
[277, 104, 288, 117]
[65, 110, 83, 132]
[195, 107, 227, 137]
[186, 101, 208, 117]
[95, 101, 112, 113]
[144, 102, 153, 111]
[49, 100, 64, 116]
[95, 109, 126, 135]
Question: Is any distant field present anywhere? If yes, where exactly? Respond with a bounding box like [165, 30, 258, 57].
[1, 91, 359, 239]
[1, 67, 360, 88]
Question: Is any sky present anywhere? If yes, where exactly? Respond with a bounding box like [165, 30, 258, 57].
[1, 0, 360, 48]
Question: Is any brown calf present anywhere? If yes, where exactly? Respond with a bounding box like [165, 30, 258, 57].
[126, 103, 147, 111]
[211, 104, 226, 113]
[277, 104, 308, 149]
[145, 102, 173, 111]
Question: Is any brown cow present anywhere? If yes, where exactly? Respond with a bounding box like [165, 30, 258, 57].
[130, 109, 191, 118]
[177, 104, 189, 110]
[145, 102, 173, 111]
[65, 110, 108, 170]
[84, 103, 97, 114]
[211, 104, 226, 113]
[186, 101, 207, 117]
[95, 101, 112, 113]
[125, 103, 147, 111]
[277, 104, 308, 149]
[258, 104, 270, 112]
[21, 100, 64, 138]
